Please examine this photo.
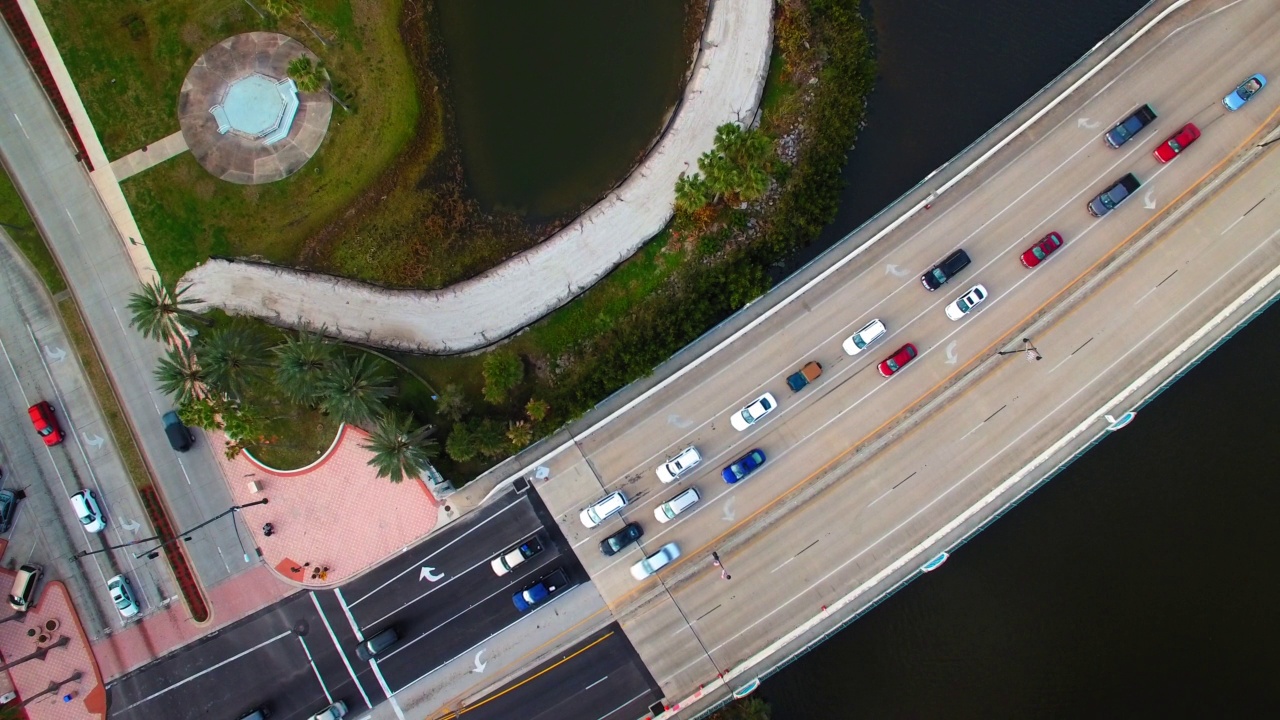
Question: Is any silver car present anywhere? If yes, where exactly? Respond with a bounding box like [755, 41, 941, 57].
[630, 543, 681, 580]
[107, 574, 140, 618]
[579, 491, 628, 528]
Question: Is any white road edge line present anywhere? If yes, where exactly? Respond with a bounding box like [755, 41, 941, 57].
[597, 691, 650, 720]
[369, 661, 405, 720]
[298, 634, 333, 704]
[119, 630, 291, 711]
[584, 675, 609, 691]
[311, 591, 373, 709]
[333, 587, 364, 642]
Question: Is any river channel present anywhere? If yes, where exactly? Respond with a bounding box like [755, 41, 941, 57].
[763, 0, 1279, 716]
[435, 0, 689, 220]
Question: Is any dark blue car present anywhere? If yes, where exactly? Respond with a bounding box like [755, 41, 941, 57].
[722, 449, 766, 484]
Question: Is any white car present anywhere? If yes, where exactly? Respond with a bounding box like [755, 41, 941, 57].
[945, 284, 988, 321]
[654, 487, 700, 523]
[730, 392, 777, 431]
[71, 489, 106, 533]
[630, 543, 681, 580]
[107, 574, 139, 618]
[656, 446, 701, 483]
[579, 491, 628, 528]
[310, 701, 349, 720]
[842, 318, 887, 355]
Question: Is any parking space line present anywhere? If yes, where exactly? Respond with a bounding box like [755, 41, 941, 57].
[333, 587, 364, 642]
[311, 591, 373, 709]
[120, 630, 291, 711]
[298, 634, 333, 704]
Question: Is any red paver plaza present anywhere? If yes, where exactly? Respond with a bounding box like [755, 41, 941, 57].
[216, 425, 441, 586]
[0, 573, 105, 720]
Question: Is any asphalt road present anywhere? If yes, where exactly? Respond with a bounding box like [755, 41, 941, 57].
[510, 0, 1280, 709]
[441, 625, 662, 720]
[107, 490, 589, 720]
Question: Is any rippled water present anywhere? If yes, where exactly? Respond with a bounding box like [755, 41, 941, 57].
[435, 0, 688, 219]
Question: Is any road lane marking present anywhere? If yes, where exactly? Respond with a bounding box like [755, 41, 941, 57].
[348, 496, 521, 606]
[333, 587, 363, 642]
[378, 556, 562, 665]
[120, 630, 291, 711]
[597, 691, 650, 720]
[298, 634, 333, 704]
[866, 487, 894, 508]
[584, 675, 609, 691]
[369, 661, 405, 720]
[311, 591, 373, 709]
[434, 631, 615, 720]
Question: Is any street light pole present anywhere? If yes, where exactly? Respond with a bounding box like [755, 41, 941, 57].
[711, 551, 731, 581]
[997, 337, 1042, 361]
[130, 498, 269, 560]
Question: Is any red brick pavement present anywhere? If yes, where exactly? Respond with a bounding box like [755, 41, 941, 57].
[217, 425, 440, 587]
[0, 572, 105, 720]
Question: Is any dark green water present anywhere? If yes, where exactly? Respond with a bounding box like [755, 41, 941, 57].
[436, 0, 690, 219]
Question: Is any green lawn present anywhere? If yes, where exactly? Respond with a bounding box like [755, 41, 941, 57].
[0, 167, 66, 294]
[41, 0, 423, 284]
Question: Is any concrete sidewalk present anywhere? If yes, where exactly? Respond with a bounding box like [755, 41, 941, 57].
[182, 0, 774, 353]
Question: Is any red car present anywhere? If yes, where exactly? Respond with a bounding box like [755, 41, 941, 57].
[1020, 231, 1064, 268]
[878, 344, 918, 378]
[28, 401, 64, 446]
[1152, 123, 1200, 163]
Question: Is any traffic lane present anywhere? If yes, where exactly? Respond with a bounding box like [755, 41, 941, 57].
[372, 552, 578, 690]
[446, 625, 661, 720]
[630, 162, 1280, 693]
[340, 492, 542, 622]
[107, 590, 378, 720]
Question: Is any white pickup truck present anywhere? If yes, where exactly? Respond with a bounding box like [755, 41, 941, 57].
[491, 536, 544, 576]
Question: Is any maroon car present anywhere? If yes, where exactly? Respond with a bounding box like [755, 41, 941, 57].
[1020, 231, 1064, 269]
[1153, 123, 1200, 163]
[878, 344, 918, 378]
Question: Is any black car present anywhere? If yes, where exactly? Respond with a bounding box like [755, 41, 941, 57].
[599, 523, 643, 556]
[0, 489, 16, 533]
[921, 249, 971, 291]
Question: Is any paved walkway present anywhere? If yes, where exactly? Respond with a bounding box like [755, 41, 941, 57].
[215, 425, 441, 587]
[182, 0, 774, 353]
[0, 572, 105, 720]
[108, 130, 187, 181]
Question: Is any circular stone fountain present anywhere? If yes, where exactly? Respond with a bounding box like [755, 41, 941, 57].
[178, 32, 332, 184]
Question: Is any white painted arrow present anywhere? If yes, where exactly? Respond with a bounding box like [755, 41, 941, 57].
[420, 566, 444, 582]
[120, 518, 142, 533]
[84, 433, 105, 450]
[944, 341, 958, 365]
[721, 496, 736, 522]
[885, 264, 909, 278]
[1078, 118, 1100, 129]
[44, 345, 67, 363]
[472, 649, 487, 673]
[1143, 191, 1156, 210]
[666, 413, 693, 429]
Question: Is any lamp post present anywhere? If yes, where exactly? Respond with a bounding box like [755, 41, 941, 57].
[997, 337, 1042, 361]
[109, 498, 270, 561]
[711, 551, 731, 581]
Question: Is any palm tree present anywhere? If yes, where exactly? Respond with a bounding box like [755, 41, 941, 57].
[153, 346, 208, 405]
[200, 327, 270, 401]
[319, 353, 396, 428]
[127, 280, 203, 345]
[362, 412, 439, 483]
[287, 56, 325, 93]
[273, 331, 334, 405]
[674, 172, 709, 213]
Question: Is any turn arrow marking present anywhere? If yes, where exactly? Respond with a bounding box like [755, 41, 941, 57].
[472, 649, 487, 673]
[944, 341, 958, 365]
[420, 566, 444, 582]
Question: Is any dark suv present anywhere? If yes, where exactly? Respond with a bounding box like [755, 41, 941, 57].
[921, 249, 971, 291]
[1088, 173, 1141, 217]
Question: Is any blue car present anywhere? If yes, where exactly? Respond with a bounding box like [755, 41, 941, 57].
[1223, 74, 1266, 111]
[722, 449, 766, 484]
